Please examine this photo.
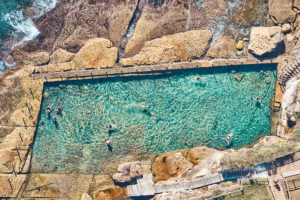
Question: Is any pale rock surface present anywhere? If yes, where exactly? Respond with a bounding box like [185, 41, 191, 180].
[22, 51, 49, 66]
[165, 152, 194, 176]
[81, 193, 92, 200]
[282, 24, 292, 33]
[120, 30, 212, 65]
[253, 136, 287, 148]
[294, 0, 300, 10]
[74, 38, 118, 69]
[112, 161, 142, 183]
[269, 0, 296, 23]
[50, 48, 75, 64]
[188, 146, 217, 165]
[206, 36, 237, 59]
[236, 40, 244, 50]
[248, 26, 284, 57]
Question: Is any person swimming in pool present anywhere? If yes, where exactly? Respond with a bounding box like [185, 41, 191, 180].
[192, 76, 205, 81]
[139, 104, 149, 112]
[224, 131, 234, 145]
[46, 104, 53, 114]
[56, 105, 62, 114]
[107, 123, 117, 131]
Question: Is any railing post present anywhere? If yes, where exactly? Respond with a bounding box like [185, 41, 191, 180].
[29, 88, 34, 99]
[8, 178, 13, 190]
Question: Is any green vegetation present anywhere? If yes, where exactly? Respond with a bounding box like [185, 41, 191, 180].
[221, 142, 297, 169]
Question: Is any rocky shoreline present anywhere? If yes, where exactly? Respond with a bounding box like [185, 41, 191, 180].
[1, 0, 300, 199]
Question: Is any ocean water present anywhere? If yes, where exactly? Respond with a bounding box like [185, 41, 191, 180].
[32, 64, 277, 174]
[0, 0, 56, 73]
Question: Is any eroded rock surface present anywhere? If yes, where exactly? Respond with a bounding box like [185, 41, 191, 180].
[73, 38, 118, 68]
[120, 30, 212, 65]
[11, 51, 49, 66]
[248, 26, 284, 57]
[188, 146, 218, 165]
[269, 0, 296, 24]
[50, 48, 75, 64]
[112, 161, 142, 183]
[206, 36, 237, 59]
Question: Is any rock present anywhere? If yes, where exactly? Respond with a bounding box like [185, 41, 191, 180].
[53, 0, 137, 52]
[206, 36, 237, 59]
[73, 38, 118, 69]
[234, 74, 244, 82]
[294, 0, 300, 10]
[286, 34, 295, 42]
[254, 136, 286, 148]
[236, 40, 244, 50]
[92, 185, 126, 200]
[237, 50, 244, 56]
[120, 30, 212, 66]
[282, 24, 292, 33]
[188, 146, 217, 165]
[269, 0, 296, 23]
[152, 151, 193, 182]
[81, 193, 92, 200]
[248, 26, 284, 57]
[11, 50, 49, 66]
[112, 161, 142, 183]
[50, 48, 75, 64]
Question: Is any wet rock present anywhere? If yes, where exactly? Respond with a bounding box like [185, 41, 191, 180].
[81, 193, 92, 200]
[112, 161, 142, 183]
[152, 151, 193, 182]
[187, 146, 217, 165]
[206, 36, 237, 59]
[236, 40, 244, 50]
[73, 38, 118, 69]
[248, 26, 284, 57]
[282, 24, 292, 34]
[120, 30, 212, 65]
[50, 48, 75, 64]
[269, 0, 296, 23]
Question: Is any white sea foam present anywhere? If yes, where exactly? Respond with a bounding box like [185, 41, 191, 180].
[0, 0, 57, 74]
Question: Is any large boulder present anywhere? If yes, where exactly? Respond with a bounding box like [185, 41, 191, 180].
[206, 36, 237, 59]
[188, 146, 218, 165]
[112, 161, 142, 183]
[269, 0, 296, 23]
[17, 51, 50, 66]
[120, 30, 212, 65]
[50, 48, 75, 64]
[248, 26, 284, 57]
[152, 151, 193, 182]
[73, 38, 118, 69]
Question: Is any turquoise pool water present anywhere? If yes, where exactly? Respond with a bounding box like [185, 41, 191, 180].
[32, 64, 277, 174]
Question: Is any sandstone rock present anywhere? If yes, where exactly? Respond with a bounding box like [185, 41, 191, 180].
[50, 48, 75, 64]
[12, 51, 49, 66]
[206, 36, 237, 59]
[92, 185, 126, 200]
[188, 146, 218, 165]
[282, 24, 292, 33]
[294, 0, 300, 10]
[73, 38, 118, 69]
[112, 161, 142, 183]
[248, 26, 284, 57]
[81, 193, 92, 200]
[152, 151, 193, 182]
[236, 40, 244, 50]
[269, 0, 296, 23]
[286, 34, 295, 42]
[253, 136, 287, 148]
[120, 30, 212, 65]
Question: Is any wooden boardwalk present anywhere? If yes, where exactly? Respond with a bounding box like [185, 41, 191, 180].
[31, 58, 275, 81]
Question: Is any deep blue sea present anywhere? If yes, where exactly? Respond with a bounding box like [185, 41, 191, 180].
[0, 0, 56, 73]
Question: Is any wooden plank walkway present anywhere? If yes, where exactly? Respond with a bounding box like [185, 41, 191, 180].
[31, 58, 275, 81]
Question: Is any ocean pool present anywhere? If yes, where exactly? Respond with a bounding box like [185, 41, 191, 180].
[32, 64, 277, 174]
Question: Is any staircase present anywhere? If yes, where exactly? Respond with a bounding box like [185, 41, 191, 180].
[268, 179, 287, 200]
[278, 58, 300, 90]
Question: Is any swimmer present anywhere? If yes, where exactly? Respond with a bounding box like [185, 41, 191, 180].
[139, 104, 149, 111]
[192, 76, 204, 81]
[224, 132, 234, 145]
[53, 116, 58, 122]
[107, 123, 117, 131]
[46, 103, 53, 114]
[255, 96, 261, 101]
[56, 106, 62, 113]
[106, 140, 112, 145]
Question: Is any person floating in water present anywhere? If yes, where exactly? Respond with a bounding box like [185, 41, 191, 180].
[46, 104, 53, 115]
[192, 76, 205, 81]
[56, 105, 62, 114]
[53, 116, 58, 122]
[224, 131, 234, 145]
[139, 104, 149, 112]
[255, 96, 261, 107]
[107, 123, 117, 131]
